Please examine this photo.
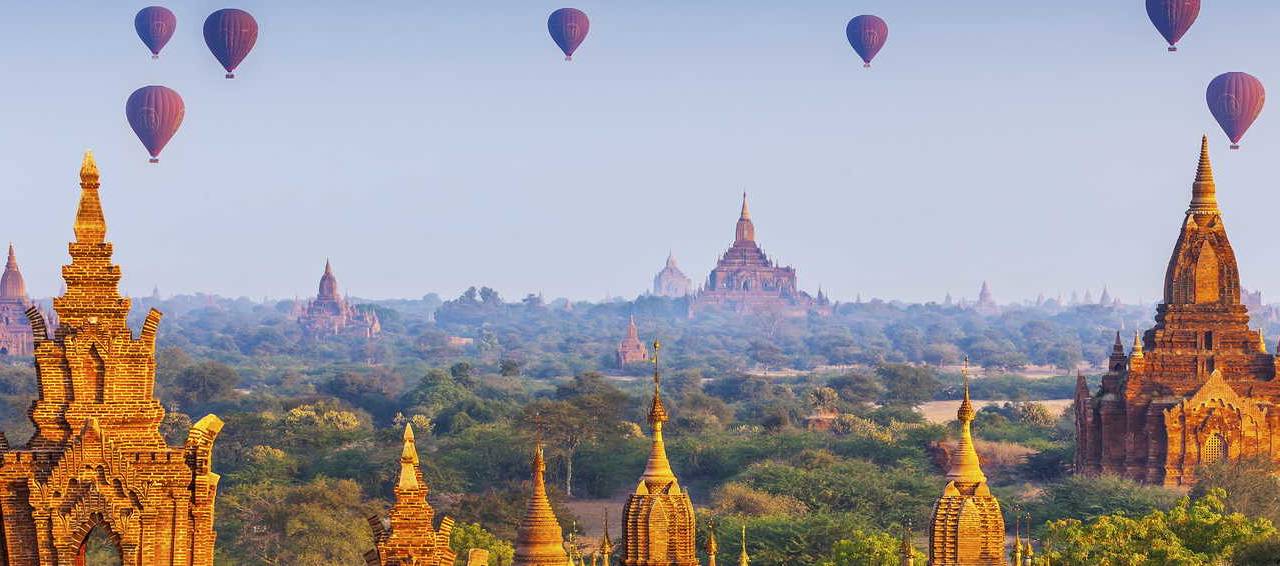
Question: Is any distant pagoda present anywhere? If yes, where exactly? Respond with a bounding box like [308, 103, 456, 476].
[616, 315, 649, 367]
[653, 252, 693, 297]
[296, 260, 381, 338]
[0, 244, 33, 356]
[689, 194, 829, 317]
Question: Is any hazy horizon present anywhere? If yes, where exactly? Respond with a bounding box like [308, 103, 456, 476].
[4, 2, 1280, 303]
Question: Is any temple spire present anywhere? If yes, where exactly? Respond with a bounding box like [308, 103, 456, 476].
[397, 423, 420, 491]
[1132, 331, 1145, 359]
[734, 193, 755, 243]
[899, 523, 914, 566]
[1189, 135, 1218, 214]
[639, 341, 677, 488]
[0, 243, 26, 300]
[75, 150, 106, 243]
[597, 509, 614, 566]
[513, 439, 569, 565]
[946, 358, 986, 483]
[738, 525, 749, 566]
[706, 525, 719, 566]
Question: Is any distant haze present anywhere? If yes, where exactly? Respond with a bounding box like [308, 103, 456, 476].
[3, 2, 1280, 304]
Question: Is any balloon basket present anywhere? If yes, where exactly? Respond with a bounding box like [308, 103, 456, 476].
[225, 73, 235, 79]
[149, 158, 159, 164]
[1230, 144, 1240, 150]
[565, 56, 572, 61]
[863, 63, 871, 68]
[152, 55, 159, 60]
[1168, 46, 1177, 52]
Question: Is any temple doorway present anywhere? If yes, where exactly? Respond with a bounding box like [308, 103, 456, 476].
[76, 525, 122, 566]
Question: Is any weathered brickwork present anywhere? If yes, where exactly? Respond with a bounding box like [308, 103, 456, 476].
[652, 253, 692, 298]
[297, 260, 381, 338]
[1076, 138, 1280, 486]
[365, 424, 457, 566]
[689, 195, 830, 317]
[513, 442, 569, 566]
[0, 152, 223, 565]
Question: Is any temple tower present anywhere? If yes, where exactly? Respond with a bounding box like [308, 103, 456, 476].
[297, 260, 381, 338]
[736, 526, 749, 566]
[0, 244, 33, 356]
[652, 253, 693, 298]
[514, 441, 570, 566]
[365, 424, 457, 566]
[616, 315, 649, 367]
[929, 360, 1006, 565]
[1075, 137, 1280, 485]
[621, 341, 698, 566]
[0, 152, 223, 566]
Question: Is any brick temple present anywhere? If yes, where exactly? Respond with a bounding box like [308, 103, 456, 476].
[689, 194, 830, 317]
[652, 252, 692, 298]
[0, 244, 34, 356]
[296, 260, 381, 338]
[0, 153, 223, 565]
[366, 424, 458, 566]
[1075, 137, 1280, 486]
[616, 315, 649, 367]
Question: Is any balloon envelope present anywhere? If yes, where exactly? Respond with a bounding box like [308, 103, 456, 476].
[1207, 72, 1265, 148]
[126, 86, 185, 163]
[846, 15, 888, 67]
[135, 6, 176, 58]
[1146, 0, 1200, 51]
[548, 8, 589, 60]
[203, 8, 258, 78]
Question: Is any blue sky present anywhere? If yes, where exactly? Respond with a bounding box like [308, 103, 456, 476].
[2, 1, 1280, 303]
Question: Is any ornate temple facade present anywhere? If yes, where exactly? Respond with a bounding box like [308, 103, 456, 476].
[513, 441, 570, 566]
[621, 341, 698, 566]
[0, 244, 34, 356]
[1075, 138, 1280, 486]
[297, 260, 381, 338]
[365, 424, 458, 566]
[617, 315, 649, 367]
[0, 152, 223, 565]
[653, 253, 693, 298]
[929, 362, 1006, 565]
[689, 195, 830, 317]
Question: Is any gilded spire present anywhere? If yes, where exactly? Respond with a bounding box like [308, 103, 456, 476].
[639, 340, 676, 490]
[899, 523, 914, 566]
[947, 358, 986, 483]
[706, 525, 719, 566]
[75, 150, 106, 243]
[1259, 330, 1267, 354]
[738, 525, 749, 566]
[1189, 135, 1218, 214]
[598, 509, 614, 566]
[397, 423, 420, 491]
[1132, 331, 1144, 359]
[514, 440, 569, 565]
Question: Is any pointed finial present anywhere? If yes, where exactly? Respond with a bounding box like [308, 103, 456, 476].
[740, 192, 750, 220]
[5, 243, 14, 269]
[1190, 135, 1218, 214]
[648, 340, 668, 425]
[1132, 331, 1144, 357]
[80, 150, 99, 185]
[947, 357, 987, 483]
[74, 151, 107, 243]
[959, 357, 973, 418]
[397, 423, 421, 490]
[324, 259, 333, 274]
[1259, 329, 1267, 354]
[738, 525, 750, 566]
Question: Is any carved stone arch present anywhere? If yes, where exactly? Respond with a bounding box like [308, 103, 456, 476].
[646, 498, 671, 560]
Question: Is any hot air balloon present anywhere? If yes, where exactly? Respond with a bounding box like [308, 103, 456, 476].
[846, 15, 888, 68]
[203, 8, 258, 78]
[135, 6, 176, 59]
[1146, 0, 1200, 52]
[126, 86, 185, 163]
[1207, 72, 1265, 149]
[548, 8, 589, 61]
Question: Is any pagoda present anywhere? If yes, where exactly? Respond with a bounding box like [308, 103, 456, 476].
[616, 315, 649, 367]
[365, 424, 457, 566]
[513, 441, 570, 566]
[1075, 137, 1280, 485]
[297, 260, 381, 338]
[0, 244, 33, 356]
[689, 194, 828, 317]
[0, 152, 223, 565]
[929, 360, 1006, 565]
[621, 341, 698, 566]
[653, 253, 692, 298]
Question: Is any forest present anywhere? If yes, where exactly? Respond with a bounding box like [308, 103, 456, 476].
[2, 290, 1278, 565]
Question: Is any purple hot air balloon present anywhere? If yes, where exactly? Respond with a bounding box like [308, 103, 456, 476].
[126, 86, 185, 163]
[1146, 0, 1200, 52]
[203, 8, 258, 78]
[846, 15, 888, 68]
[135, 6, 176, 59]
[548, 8, 589, 61]
[1207, 72, 1265, 150]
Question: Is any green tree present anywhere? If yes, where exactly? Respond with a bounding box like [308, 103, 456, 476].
[876, 364, 940, 408]
[450, 522, 514, 566]
[819, 530, 922, 566]
[170, 360, 239, 410]
[217, 477, 376, 565]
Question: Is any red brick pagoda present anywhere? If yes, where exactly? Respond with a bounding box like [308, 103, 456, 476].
[0, 245, 33, 356]
[1075, 137, 1280, 486]
[297, 260, 381, 338]
[616, 315, 649, 367]
[689, 194, 829, 317]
